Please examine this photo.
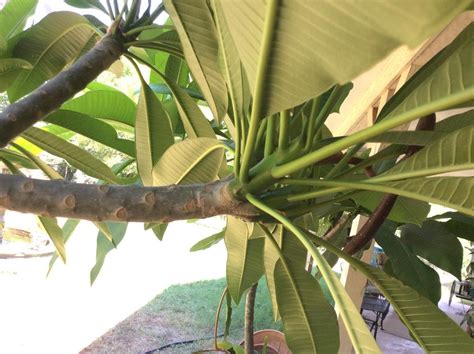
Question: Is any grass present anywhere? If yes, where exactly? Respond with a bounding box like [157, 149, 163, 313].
[142, 277, 281, 352]
[141, 275, 334, 353]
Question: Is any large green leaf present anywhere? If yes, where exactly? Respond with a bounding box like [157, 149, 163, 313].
[307, 177, 474, 217]
[351, 191, 430, 226]
[379, 23, 474, 120]
[90, 222, 128, 285]
[400, 221, 463, 279]
[21, 127, 120, 184]
[375, 222, 441, 304]
[156, 69, 216, 138]
[8, 11, 97, 101]
[219, 0, 469, 117]
[152, 137, 224, 186]
[224, 217, 264, 303]
[288, 224, 474, 353]
[61, 90, 137, 127]
[345, 254, 473, 352]
[433, 211, 474, 242]
[274, 258, 338, 354]
[135, 80, 174, 186]
[64, 0, 107, 13]
[164, 0, 228, 122]
[247, 195, 380, 354]
[263, 225, 307, 320]
[212, 0, 246, 122]
[375, 125, 474, 182]
[37, 216, 66, 263]
[0, 58, 32, 91]
[0, 0, 37, 40]
[45, 110, 135, 157]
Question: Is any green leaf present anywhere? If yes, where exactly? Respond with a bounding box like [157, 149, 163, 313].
[225, 217, 264, 303]
[10, 142, 63, 180]
[278, 224, 474, 353]
[64, 0, 107, 13]
[400, 221, 463, 279]
[378, 23, 474, 120]
[344, 255, 473, 352]
[375, 222, 441, 304]
[0, 0, 37, 40]
[368, 130, 444, 146]
[274, 258, 338, 354]
[263, 225, 307, 320]
[219, 0, 469, 117]
[435, 109, 474, 133]
[375, 125, 474, 182]
[0, 148, 36, 169]
[90, 222, 128, 285]
[8, 11, 97, 101]
[21, 127, 120, 184]
[135, 80, 174, 186]
[47, 219, 80, 275]
[145, 223, 168, 241]
[190, 230, 225, 252]
[152, 137, 224, 186]
[45, 110, 135, 157]
[213, 0, 246, 122]
[309, 177, 474, 217]
[0, 58, 32, 91]
[61, 90, 137, 127]
[246, 196, 380, 354]
[157, 70, 216, 139]
[37, 216, 66, 263]
[351, 192, 430, 226]
[164, 0, 228, 122]
[149, 83, 202, 100]
[434, 212, 474, 242]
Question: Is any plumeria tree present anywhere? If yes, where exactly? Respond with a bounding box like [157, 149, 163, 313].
[0, 0, 473, 352]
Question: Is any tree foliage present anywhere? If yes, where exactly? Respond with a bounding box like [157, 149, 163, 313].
[0, 0, 473, 352]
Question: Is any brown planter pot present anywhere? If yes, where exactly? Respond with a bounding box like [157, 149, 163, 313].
[240, 329, 291, 354]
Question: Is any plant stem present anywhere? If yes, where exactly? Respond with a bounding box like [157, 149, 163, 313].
[272, 87, 474, 178]
[265, 115, 276, 157]
[245, 283, 258, 354]
[214, 287, 229, 350]
[278, 110, 290, 150]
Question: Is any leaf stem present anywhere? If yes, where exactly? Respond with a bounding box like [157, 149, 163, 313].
[272, 87, 474, 178]
[278, 110, 290, 150]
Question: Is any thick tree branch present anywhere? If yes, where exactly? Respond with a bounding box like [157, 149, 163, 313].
[0, 174, 259, 222]
[343, 113, 436, 255]
[0, 34, 126, 147]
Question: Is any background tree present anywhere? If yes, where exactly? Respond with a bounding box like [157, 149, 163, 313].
[0, 0, 473, 352]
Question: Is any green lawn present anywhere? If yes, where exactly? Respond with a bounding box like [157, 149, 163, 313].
[142, 277, 281, 352]
[141, 276, 334, 352]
